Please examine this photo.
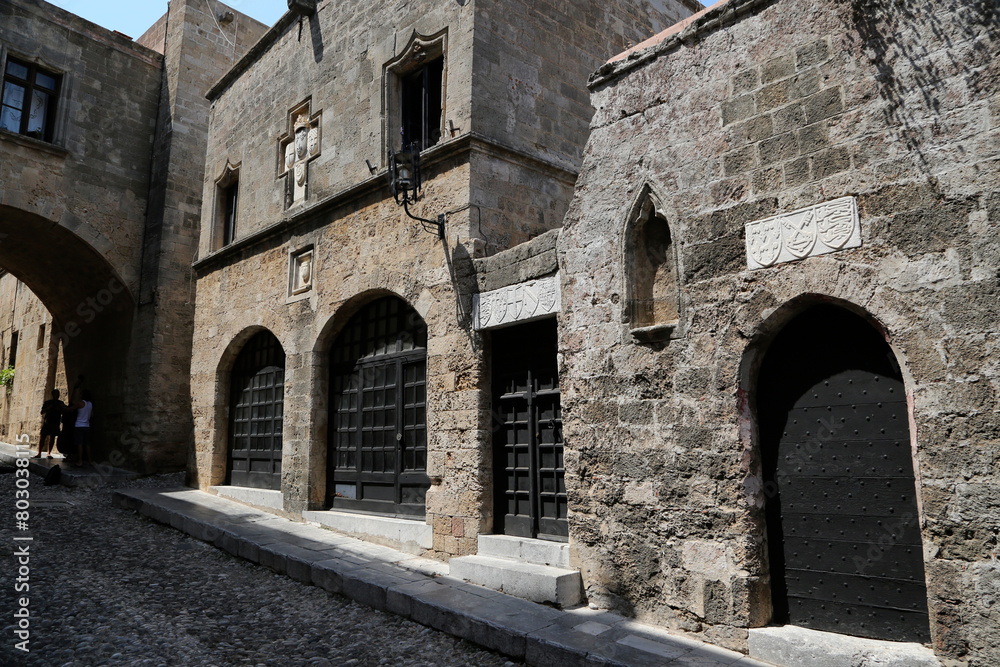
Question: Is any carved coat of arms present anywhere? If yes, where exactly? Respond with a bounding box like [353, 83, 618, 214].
[815, 198, 857, 249]
[746, 218, 782, 268]
[780, 210, 818, 258]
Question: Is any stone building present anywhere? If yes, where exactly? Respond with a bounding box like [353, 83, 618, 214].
[5, 0, 998, 664]
[557, 0, 999, 663]
[0, 0, 267, 467]
[189, 0, 696, 563]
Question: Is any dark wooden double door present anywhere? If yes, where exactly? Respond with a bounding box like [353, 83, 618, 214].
[492, 319, 567, 541]
[759, 305, 930, 643]
[328, 297, 429, 516]
[228, 330, 285, 490]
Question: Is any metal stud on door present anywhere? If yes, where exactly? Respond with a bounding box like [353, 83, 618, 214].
[759, 305, 930, 643]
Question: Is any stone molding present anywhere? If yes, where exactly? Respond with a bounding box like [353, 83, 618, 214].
[745, 196, 860, 270]
[473, 273, 560, 331]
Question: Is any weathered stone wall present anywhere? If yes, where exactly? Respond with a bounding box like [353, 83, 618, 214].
[199, 0, 478, 256]
[0, 0, 162, 462]
[191, 157, 484, 556]
[0, 274, 66, 445]
[467, 0, 699, 253]
[559, 0, 1000, 660]
[192, 0, 690, 560]
[474, 227, 560, 292]
[129, 0, 268, 471]
[471, 0, 699, 174]
[0, 0, 266, 471]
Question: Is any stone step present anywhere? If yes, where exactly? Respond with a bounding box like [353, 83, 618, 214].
[477, 534, 570, 567]
[449, 554, 582, 607]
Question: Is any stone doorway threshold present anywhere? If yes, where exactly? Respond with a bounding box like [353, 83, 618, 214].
[113, 486, 772, 667]
[748, 625, 940, 667]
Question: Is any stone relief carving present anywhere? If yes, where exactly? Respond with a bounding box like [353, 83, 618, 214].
[278, 105, 321, 206]
[746, 196, 860, 270]
[291, 248, 313, 295]
[473, 274, 561, 330]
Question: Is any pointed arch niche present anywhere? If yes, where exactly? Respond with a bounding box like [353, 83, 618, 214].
[623, 188, 681, 342]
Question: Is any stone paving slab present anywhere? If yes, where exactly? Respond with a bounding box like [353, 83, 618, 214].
[112, 486, 774, 667]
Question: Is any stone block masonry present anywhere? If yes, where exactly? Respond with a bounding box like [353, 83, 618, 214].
[564, 0, 1000, 661]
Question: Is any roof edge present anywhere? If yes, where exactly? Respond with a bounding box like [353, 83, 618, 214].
[590, 0, 776, 91]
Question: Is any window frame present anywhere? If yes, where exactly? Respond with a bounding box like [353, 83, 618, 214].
[1, 56, 61, 142]
[384, 30, 447, 159]
[213, 162, 241, 250]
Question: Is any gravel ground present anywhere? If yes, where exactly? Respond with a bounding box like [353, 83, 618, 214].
[0, 469, 521, 667]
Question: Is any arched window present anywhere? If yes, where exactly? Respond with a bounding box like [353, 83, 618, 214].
[327, 296, 429, 516]
[227, 330, 285, 490]
[625, 193, 680, 338]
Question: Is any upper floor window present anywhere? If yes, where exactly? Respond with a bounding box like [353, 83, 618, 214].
[1, 58, 60, 142]
[400, 56, 443, 151]
[385, 30, 446, 155]
[222, 181, 238, 246]
[213, 162, 240, 250]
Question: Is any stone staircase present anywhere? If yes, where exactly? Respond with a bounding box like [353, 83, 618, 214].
[449, 535, 583, 607]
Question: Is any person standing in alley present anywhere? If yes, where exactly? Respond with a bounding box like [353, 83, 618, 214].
[33, 388, 65, 458]
[70, 389, 94, 467]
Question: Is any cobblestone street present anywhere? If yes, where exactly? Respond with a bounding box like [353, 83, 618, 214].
[0, 470, 519, 667]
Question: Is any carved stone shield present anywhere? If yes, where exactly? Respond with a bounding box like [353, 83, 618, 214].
[478, 293, 493, 328]
[747, 217, 782, 268]
[308, 126, 319, 156]
[284, 142, 296, 172]
[505, 285, 524, 323]
[295, 162, 307, 186]
[780, 210, 818, 258]
[295, 126, 308, 161]
[538, 278, 557, 312]
[816, 199, 856, 249]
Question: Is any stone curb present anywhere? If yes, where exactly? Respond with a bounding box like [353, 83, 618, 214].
[111, 487, 770, 667]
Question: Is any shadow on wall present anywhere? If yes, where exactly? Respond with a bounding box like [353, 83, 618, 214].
[839, 0, 1000, 174]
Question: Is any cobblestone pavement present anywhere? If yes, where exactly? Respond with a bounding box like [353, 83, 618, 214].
[0, 470, 521, 667]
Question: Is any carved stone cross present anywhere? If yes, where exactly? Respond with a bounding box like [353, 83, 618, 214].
[278, 103, 321, 207]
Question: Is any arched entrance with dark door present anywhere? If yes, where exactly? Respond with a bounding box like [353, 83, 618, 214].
[227, 329, 285, 490]
[491, 317, 566, 541]
[327, 295, 430, 516]
[757, 303, 930, 643]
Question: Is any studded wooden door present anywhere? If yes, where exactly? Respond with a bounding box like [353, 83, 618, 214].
[328, 297, 429, 516]
[492, 319, 567, 541]
[228, 330, 284, 490]
[758, 305, 930, 643]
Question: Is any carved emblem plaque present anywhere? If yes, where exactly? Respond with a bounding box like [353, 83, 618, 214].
[473, 274, 561, 330]
[745, 197, 860, 270]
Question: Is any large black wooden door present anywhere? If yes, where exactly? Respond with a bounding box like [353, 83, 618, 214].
[492, 319, 567, 541]
[758, 305, 930, 643]
[328, 297, 429, 516]
[228, 330, 284, 490]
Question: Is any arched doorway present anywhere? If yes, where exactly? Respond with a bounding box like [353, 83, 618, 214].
[758, 304, 930, 642]
[227, 330, 285, 490]
[327, 296, 429, 516]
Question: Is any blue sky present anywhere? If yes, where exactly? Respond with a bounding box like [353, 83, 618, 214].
[47, 0, 287, 40]
[48, 0, 725, 41]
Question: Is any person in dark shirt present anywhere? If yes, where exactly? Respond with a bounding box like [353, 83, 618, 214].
[34, 389, 66, 458]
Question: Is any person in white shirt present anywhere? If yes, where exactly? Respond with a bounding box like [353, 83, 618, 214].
[69, 390, 94, 467]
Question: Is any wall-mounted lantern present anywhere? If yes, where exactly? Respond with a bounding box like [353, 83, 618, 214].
[387, 143, 445, 240]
